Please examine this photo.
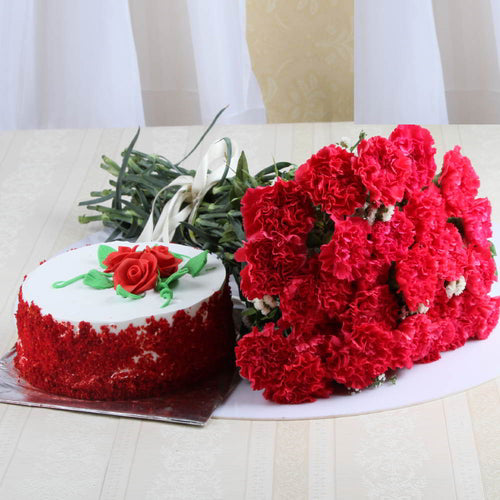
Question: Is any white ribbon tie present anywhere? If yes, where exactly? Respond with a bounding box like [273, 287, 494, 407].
[136, 139, 240, 243]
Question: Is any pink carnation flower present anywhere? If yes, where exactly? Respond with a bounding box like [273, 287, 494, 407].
[319, 217, 372, 281]
[295, 145, 366, 219]
[389, 124, 437, 194]
[440, 146, 480, 216]
[355, 136, 411, 206]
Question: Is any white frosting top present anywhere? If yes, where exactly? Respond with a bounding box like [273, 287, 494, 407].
[21, 242, 226, 329]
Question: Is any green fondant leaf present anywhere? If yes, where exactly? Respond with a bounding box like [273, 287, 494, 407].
[160, 287, 173, 307]
[116, 285, 144, 300]
[170, 251, 190, 261]
[163, 267, 189, 286]
[98, 244, 116, 268]
[83, 269, 114, 289]
[184, 250, 209, 277]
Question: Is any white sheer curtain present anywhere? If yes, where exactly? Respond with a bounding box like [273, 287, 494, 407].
[1, 0, 265, 130]
[433, 0, 500, 123]
[0, 0, 145, 130]
[356, 0, 500, 124]
[355, 0, 448, 124]
[129, 0, 266, 126]
[186, 0, 266, 124]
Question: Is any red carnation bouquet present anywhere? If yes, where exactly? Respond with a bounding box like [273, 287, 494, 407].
[234, 125, 499, 404]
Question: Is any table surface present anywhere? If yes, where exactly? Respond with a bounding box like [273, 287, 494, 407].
[0, 123, 499, 499]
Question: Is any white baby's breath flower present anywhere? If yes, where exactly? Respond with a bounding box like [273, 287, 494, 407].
[339, 136, 353, 149]
[367, 207, 378, 225]
[262, 295, 278, 308]
[417, 303, 429, 314]
[445, 276, 467, 298]
[445, 281, 457, 299]
[400, 305, 411, 320]
[456, 275, 466, 295]
[252, 298, 271, 316]
[381, 205, 395, 222]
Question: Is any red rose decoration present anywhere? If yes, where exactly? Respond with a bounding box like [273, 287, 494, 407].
[113, 253, 158, 294]
[144, 245, 182, 278]
[103, 245, 142, 272]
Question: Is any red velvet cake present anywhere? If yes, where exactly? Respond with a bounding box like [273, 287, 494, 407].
[15, 242, 235, 400]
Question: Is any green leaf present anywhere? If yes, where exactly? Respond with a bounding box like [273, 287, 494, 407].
[491, 241, 498, 277]
[184, 250, 209, 277]
[447, 217, 465, 237]
[228, 215, 245, 241]
[230, 178, 247, 201]
[98, 244, 116, 268]
[432, 171, 442, 186]
[113, 127, 141, 211]
[235, 151, 250, 182]
[176, 106, 228, 165]
[490, 241, 497, 257]
[116, 285, 144, 300]
[79, 193, 115, 206]
[219, 137, 233, 183]
[170, 251, 190, 260]
[83, 269, 114, 289]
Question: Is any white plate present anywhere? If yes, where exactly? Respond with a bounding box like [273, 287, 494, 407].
[214, 227, 500, 420]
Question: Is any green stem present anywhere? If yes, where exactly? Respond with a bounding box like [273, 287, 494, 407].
[52, 274, 86, 288]
[176, 106, 227, 165]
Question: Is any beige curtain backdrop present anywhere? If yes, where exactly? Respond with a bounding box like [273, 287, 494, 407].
[246, 0, 353, 123]
[129, 0, 354, 125]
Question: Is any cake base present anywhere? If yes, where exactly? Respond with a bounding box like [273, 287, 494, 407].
[0, 346, 239, 426]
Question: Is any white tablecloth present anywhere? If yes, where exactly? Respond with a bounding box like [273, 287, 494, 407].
[0, 123, 499, 499]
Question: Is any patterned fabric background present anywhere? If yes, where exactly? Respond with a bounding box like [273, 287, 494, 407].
[246, 0, 353, 123]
